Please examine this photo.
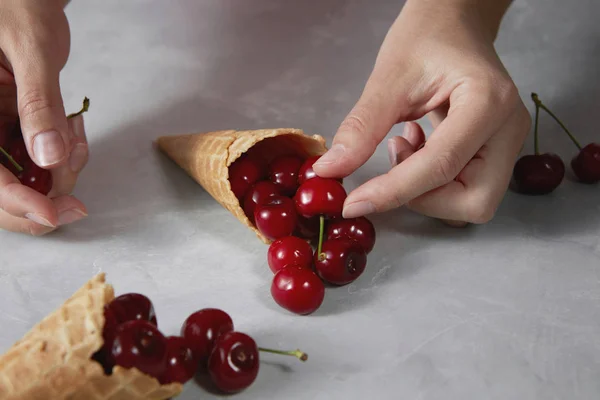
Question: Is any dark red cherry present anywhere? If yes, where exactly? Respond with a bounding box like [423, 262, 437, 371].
[242, 180, 280, 223]
[512, 153, 565, 195]
[180, 308, 234, 367]
[111, 320, 168, 379]
[295, 215, 320, 240]
[326, 217, 376, 254]
[297, 155, 321, 185]
[268, 155, 303, 196]
[271, 264, 325, 315]
[106, 293, 158, 326]
[254, 195, 298, 241]
[159, 336, 198, 384]
[571, 143, 600, 184]
[267, 236, 313, 274]
[208, 331, 259, 394]
[18, 164, 53, 196]
[294, 177, 347, 219]
[229, 155, 267, 201]
[314, 238, 367, 285]
[92, 306, 120, 373]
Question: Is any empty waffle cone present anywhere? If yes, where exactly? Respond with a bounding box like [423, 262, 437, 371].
[0, 273, 182, 400]
[156, 128, 329, 244]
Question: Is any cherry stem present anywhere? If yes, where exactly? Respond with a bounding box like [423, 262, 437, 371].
[533, 96, 540, 155]
[531, 92, 582, 150]
[317, 215, 325, 261]
[258, 347, 308, 362]
[0, 146, 22, 172]
[67, 97, 90, 119]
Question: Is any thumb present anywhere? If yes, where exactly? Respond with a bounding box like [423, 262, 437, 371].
[312, 82, 404, 179]
[12, 58, 69, 168]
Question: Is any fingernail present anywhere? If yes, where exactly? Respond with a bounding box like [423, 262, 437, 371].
[343, 201, 375, 219]
[69, 115, 86, 138]
[388, 139, 398, 166]
[25, 213, 55, 228]
[58, 209, 87, 226]
[314, 144, 345, 166]
[401, 123, 411, 138]
[69, 144, 88, 173]
[33, 131, 65, 166]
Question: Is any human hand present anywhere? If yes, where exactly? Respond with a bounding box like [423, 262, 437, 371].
[313, 0, 531, 225]
[0, 0, 88, 236]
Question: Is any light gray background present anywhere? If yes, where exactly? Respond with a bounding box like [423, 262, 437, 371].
[1, 1, 599, 399]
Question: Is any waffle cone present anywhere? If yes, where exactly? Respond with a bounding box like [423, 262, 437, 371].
[0, 274, 183, 400]
[156, 128, 328, 244]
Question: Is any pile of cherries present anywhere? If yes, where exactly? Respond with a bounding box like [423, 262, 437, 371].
[229, 151, 376, 315]
[0, 97, 89, 196]
[92, 293, 306, 394]
[513, 93, 600, 195]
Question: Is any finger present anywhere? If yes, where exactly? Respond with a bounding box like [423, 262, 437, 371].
[427, 101, 449, 128]
[0, 164, 57, 226]
[407, 104, 530, 223]
[387, 122, 426, 166]
[341, 85, 518, 218]
[8, 48, 69, 168]
[48, 114, 88, 197]
[401, 121, 426, 149]
[52, 194, 88, 226]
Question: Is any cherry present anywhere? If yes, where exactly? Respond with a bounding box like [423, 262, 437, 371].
[111, 320, 168, 379]
[106, 293, 158, 326]
[297, 155, 321, 185]
[180, 308, 234, 367]
[268, 155, 303, 196]
[571, 143, 600, 183]
[326, 217, 376, 254]
[18, 164, 53, 196]
[267, 236, 313, 274]
[91, 305, 121, 373]
[295, 215, 320, 240]
[271, 264, 325, 315]
[254, 195, 298, 241]
[294, 177, 347, 219]
[159, 336, 198, 385]
[6, 136, 30, 172]
[512, 93, 565, 195]
[207, 331, 259, 393]
[229, 155, 266, 201]
[242, 180, 280, 223]
[314, 238, 367, 285]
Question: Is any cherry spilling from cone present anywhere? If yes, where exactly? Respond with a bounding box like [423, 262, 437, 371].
[230, 152, 377, 315]
[92, 295, 307, 394]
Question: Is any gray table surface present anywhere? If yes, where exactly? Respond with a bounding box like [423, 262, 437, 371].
[1, 1, 599, 399]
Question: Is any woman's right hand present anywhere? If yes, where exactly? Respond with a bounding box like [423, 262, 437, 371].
[0, 0, 88, 236]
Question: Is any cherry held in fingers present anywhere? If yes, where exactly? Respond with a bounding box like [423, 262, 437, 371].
[181, 308, 234, 366]
[254, 195, 298, 240]
[314, 238, 367, 285]
[160, 336, 198, 384]
[267, 236, 313, 273]
[326, 216, 376, 254]
[111, 320, 168, 379]
[268, 155, 303, 196]
[271, 264, 325, 315]
[294, 177, 347, 219]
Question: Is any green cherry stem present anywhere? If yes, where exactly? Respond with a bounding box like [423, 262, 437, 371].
[0, 146, 22, 172]
[258, 347, 308, 362]
[531, 92, 582, 150]
[317, 215, 325, 261]
[533, 95, 540, 155]
[67, 97, 90, 119]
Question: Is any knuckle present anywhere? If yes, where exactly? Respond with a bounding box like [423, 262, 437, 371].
[466, 192, 499, 224]
[432, 152, 462, 183]
[19, 89, 56, 120]
[340, 112, 370, 136]
[22, 222, 52, 237]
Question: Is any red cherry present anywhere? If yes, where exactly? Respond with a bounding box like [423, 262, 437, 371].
[254, 195, 298, 241]
[159, 336, 198, 384]
[267, 236, 313, 274]
[512, 154, 565, 195]
[207, 331, 259, 394]
[271, 264, 325, 315]
[268, 155, 303, 196]
[111, 320, 168, 379]
[7, 136, 31, 170]
[297, 155, 321, 185]
[18, 164, 53, 196]
[180, 308, 234, 367]
[92, 306, 120, 373]
[229, 155, 266, 201]
[242, 180, 280, 223]
[294, 177, 347, 219]
[295, 215, 320, 240]
[314, 238, 367, 285]
[571, 143, 600, 184]
[326, 217, 376, 254]
[106, 293, 158, 326]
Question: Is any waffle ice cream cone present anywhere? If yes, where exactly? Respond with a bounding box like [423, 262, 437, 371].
[0, 273, 182, 400]
[156, 128, 329, 244]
